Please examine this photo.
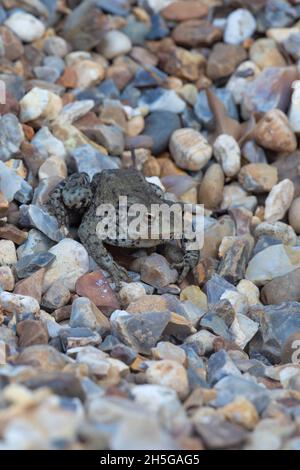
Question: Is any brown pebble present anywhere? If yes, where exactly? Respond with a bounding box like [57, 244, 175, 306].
[0, 224, 28, 245]
[17, 320, 49, 348]
[14, 268, 45, 304]
[75, 271, 120, 313]
[172, 20, 222, 48]
[161, 1, 208, 21]
[254, 109, 297, 153]
[198, 163, 224, 209]
[238, 163, 278, 193]
[207, 43, 247, 81]
[53, 305, 72, 323]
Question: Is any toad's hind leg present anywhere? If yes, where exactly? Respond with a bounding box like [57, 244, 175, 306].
[172, 238, 199, 282]
[78, 227, 130, 289]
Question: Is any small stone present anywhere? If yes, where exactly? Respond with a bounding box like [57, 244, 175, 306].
[226, 61, 260, 106]
[0, 266, 14, 291]
[143, 111, 181, 155]
[140, 88, 186, 114]
[23, 372, 85, 401]
[254, 109, 297, 153]
[207, 350, 241, 386]
[63, 0, 107, 50]
[238, 163, 278, 193]
[219, 397, 259, 430]
[241, 66, 297, 119]
[119, 283, 146, 307]
[264, 179, 295, 222]
[250, 38, 286, 69]
[44, 36, 69, 58]
[224, 9, 256, 45]
[20, 88, 62, 123]
[146, 360, 189, 399]
[152, 341, 186, 365]
[289, 197, 300, 234]
[38, 156, 68, 181]
[42, 282, 71, 311]
[0, 113, 24, 162]
[198, 164, 224, 210]
[261, 268, 300, 305]
[76, 271, 120, 311]
[0, 26, 23, 61]
[87, 124, 124, 155]
[5, 12, 45, 43]
[17, 320, 49, 348]
[16, 344, 67, 370]
[111, 309, 170, 354]
[260, 302, 300, 362]
[170, 128, 212, 171]
[43, 239, 89, 293]
[17, 228, 55, 260]
[218, 236, 254, 284]
[246, 244, 300, 286]
[0, 224, 27, 245]
[0, 291, 40, 316]
[15, 252, 55, 279]
[127, 294, 168, 314]
[14, 269, 45, 304]
[214, 135, 241, 178]
[237, 280, 261, 306]
[71, 145, 118, 180]
[254, 221, 297, 246]
[141, 254, 178, 288]
[0, 192, 9, 217]
[32, 127, 66, 160]
[100, 30, 132, 59]
[172, 20, 222, 47]
[202, 216, 236, 260]
[70, 297, 110, 334]
[0, 240, 17, 266]
[180, 286, 208, 310]
[196, 420, 248, 450]
[71, 60, 105, 89]
[207, 43, 247, 81]
[161, 1, 208, 21]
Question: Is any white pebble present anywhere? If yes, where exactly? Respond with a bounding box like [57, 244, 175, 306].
[5, 12, 45, 42]
[214, 134, 241, 177]
[100, 30, 132, 59]
[264, 179, 295, 223]
[224, 9, 257, 45]
[0, 291, 40, 315]
[170, 128, 213, 171]
[0, 240, 17, 266]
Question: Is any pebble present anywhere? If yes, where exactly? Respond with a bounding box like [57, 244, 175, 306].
[5, 12, 45, 43]
[237, 280, 261, 306]
[20, 88, 62, 123]
[14, 269, 45, 304]
[238, 164, 278, 193]
[15, 252, 55, 279]
[224, 9, 256, 45]
[250, 38, 286, 69]
[44, 36, 69, 58]
[152, 341, 186, 365]
[170, 128, 212, 171]
[213, 135, 241, 178]
[180, 286, 208, 311]
[246, 244, 300, 286]
[17, 320, 49, 348]
[207, 43, 247, 81]
[32, 127, 66, 160]
[207, 350, 241, 386]
[70, 297, 110, 334]
[75, 271, 120, 312]
[100, 30, 132, 59]
[119, 283, 146, 307]
[254, 109, 297, 153]
[219, 397, 259, 430]
[254, 221, 297, 246]
[42, 282, 71, 311]
[146, 360, 189, 399]
[42, 239, 89, 293]
[0, 240, 17, 266]
[198, 164, 224, 210]
[140, 88, 186, 114]
[261, 268, 300, 305]
[172, 19, 222, 47]
[161, 1, 208, 21]
[288, 197, 300, 234]
[0, 266, 14, 291]
[143, 111, 181, 155]
[141, 253, 178, 288]
[264, 179, 295, 222]
[0, 113, 24, 162]
[0, 291, 40, 316]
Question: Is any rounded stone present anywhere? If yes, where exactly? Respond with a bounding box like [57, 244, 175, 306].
[143, 111, 181, 155]
[198, 163, 224, 209]
[146, 360, 189, 399]
[0, 240, 17, 266]
[5, 12, 45, 43]
[119, 283, 146, 307]
[238, 163, 278, 193]
[100, 30, 132, 59]
[288, 197, 300, 234]
[264, 179, 295, 223]
[170, 128, 213, 171]
[250, 38, 286, 69]
[213, 134, 241, 177]
[254, 109, 297, 153]
[224, 9, 256, 45]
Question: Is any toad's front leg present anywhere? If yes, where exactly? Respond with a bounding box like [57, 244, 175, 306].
[172, 239, 199, 282]
[78, 228, 130, 289]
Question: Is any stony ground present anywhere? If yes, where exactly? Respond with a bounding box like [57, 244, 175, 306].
[1, 0, 300, 451]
